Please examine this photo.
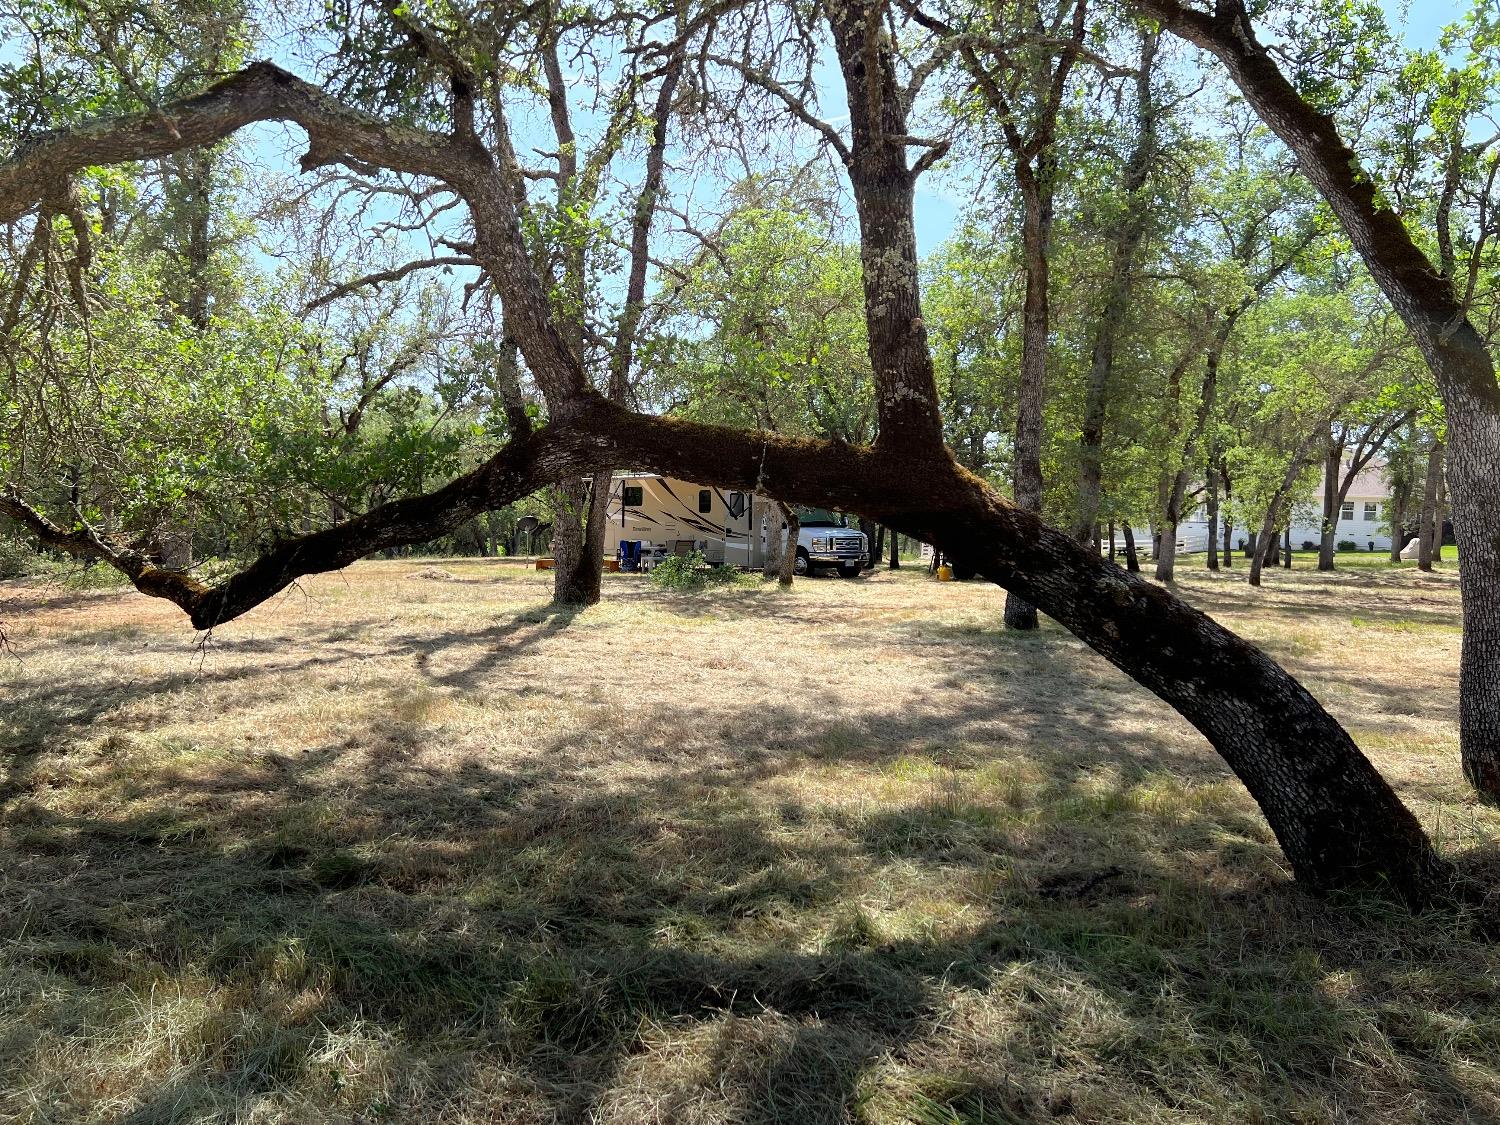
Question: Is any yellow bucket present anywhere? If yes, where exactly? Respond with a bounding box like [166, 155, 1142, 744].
[936, 565, 953, 581]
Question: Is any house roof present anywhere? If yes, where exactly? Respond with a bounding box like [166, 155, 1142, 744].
[1320, 459, 1390, 499]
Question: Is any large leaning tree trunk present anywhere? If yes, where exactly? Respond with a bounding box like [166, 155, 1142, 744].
[1140, 0, 1500, 800]
[0, 20, 1450, 902]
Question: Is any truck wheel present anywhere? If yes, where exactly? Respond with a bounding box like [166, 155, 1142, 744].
[952, 562, 977, 581]
[838, 563, 863, 578]
[793, 549, 810, 576]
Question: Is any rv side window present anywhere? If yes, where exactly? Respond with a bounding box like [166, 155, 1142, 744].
[699, 489, 712, 513]
[623, 485, 644, 507]
[726, 491, 745, 519]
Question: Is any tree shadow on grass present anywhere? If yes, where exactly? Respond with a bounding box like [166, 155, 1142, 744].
[5, 684, 1500, 1121]
[2, 599, 1497, 1122]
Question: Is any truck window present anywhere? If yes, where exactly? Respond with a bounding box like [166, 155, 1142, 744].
[699, 489, 712, 513]
[796, 507, 845, 528]
[623, 484, 644, 507]
[726, 491, 745, 519]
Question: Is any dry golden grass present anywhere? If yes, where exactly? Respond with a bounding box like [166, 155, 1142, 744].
[1, 552, 1495, 1123]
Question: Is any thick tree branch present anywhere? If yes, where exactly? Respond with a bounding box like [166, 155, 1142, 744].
[3, 396, 1443, 899]
[0, 61, 593, 411]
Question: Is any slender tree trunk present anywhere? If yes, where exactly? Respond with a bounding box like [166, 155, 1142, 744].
[1433, 457, 1448, 563]
[1222, 517, 1233, 567]
[873, 524, 885, 569]
[1318, 439, 1340, 571]
[1005, 170, 1054, 630]
[1155, 525, 1179, 582]
[1249, 511, 1276, 587]
[1283, 525, 1293, 569]
[779, 504, 799, 588]
[1419, 442, 1442, 572]
[1390, 485, 1407, 563]
[1074, 28, 1160, 542]
[763, 499, 786, 580]
[1206, 462, 1221, 570]
[1122, 523, 1140, 573]
[889, 528, 901, 569]
[1155, 470, 1189, 582]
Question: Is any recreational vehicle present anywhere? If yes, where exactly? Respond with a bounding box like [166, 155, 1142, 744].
[601, 473, 870, 576]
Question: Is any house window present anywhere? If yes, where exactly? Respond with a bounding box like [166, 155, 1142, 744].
[698, 489, 712, 513]
[1340, 501, 1354, 520]
[622, 484, 643, 507]
[726, 491, 745, 519]
[1364, 502, 1379, 520]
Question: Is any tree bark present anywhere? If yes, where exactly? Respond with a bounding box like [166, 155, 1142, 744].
[1140, 0, 1500, 804]
[1318, 437, 1342, 571]
[1419, 442, 1442, 572]
[0, 41, 1451, 900]
[550, 476, 607, 606]
[1122, 523, 1140, 573]
[1155, 515, 1180, 582]
[779, 503, 799, 588]
[889, 527, 901, 569]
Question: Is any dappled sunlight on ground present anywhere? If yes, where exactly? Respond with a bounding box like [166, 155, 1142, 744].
[0, 555, 1493, 1123]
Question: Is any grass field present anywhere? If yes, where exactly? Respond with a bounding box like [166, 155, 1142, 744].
[2, 553, 1495, 1123]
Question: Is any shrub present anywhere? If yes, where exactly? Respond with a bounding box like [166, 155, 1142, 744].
[648, 550, 744, 592]
[0, 537, 38, 579]
[1337, 540, 1358, 552]
[1301, 540, 1318, 551]
[0, 535, 133, 587]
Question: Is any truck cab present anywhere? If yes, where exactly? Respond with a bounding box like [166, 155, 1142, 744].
[794, 508, 869, 577]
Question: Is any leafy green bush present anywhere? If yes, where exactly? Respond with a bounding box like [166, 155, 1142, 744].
[648, 550, 745, 592]
[0, 537, 39, 579]
[1337, 540, 1359, 551]
[0, 535, 132, 587]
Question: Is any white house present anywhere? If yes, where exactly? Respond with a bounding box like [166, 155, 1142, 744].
[1120, 460, 1399, 557]
[1287, 462, 1395, 553]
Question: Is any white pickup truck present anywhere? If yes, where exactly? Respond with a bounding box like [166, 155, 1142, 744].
[792, 508, 870, 578]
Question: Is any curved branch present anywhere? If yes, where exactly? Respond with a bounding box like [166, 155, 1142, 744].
[704, 53, 852, 165]
[0, 62, 592, 410]
[301, 254, 477, 314]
